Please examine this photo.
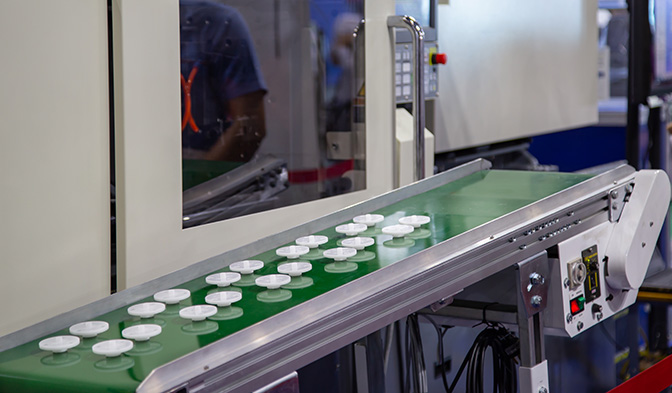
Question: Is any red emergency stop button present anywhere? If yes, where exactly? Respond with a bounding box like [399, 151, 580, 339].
[431, 53, 447, 65]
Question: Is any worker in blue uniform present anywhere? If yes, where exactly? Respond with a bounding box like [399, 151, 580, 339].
[180, 0, 267, 162]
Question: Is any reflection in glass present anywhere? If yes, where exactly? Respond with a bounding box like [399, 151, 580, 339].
[180, 0, 366, 228]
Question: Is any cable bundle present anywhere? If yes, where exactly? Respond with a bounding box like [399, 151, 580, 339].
[405, 314, 428, 393]
[449, 323, 519, 393]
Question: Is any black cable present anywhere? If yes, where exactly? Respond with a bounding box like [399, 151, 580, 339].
[418, 314, 451, 393]
[448, 323, 518, 393]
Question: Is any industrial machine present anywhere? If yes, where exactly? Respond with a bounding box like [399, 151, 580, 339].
[0, 159, 667, 392]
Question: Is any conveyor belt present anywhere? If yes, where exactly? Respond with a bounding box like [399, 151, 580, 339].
[0, 160, 635, 393]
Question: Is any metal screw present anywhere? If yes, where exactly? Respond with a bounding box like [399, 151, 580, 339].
[577, 321, 584, 331]
[519, 244, 527, 250]
[596, 312, 603, 321]
[531, 295, 543, 307]
[626, 184, 634, 193]
[539, 387, 548, 393]
[530, 272, 545, 286]
[566, 313, 573, 323]
[610, 190, 619, 199]
[564, 278, 570, 288]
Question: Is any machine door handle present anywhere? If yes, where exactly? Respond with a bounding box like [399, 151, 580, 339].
[387, 15, 426, 181]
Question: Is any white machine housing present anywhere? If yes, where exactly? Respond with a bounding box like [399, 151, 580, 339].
[545, 170, 670, 337]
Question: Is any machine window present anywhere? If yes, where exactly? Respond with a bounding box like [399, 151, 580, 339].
[180, 0, 366, 228]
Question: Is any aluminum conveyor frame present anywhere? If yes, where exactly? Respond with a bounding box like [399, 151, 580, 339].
[0, 159, 646, 392]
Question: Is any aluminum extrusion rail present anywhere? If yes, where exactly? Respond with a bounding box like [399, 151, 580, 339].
[137, 165, 635, 392]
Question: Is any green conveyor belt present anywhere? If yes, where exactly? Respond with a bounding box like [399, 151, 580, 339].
[0, 170, 591, 392]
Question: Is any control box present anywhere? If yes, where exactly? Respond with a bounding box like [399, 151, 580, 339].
[395, 42, 440, 103]
[545, 221, 638, 337]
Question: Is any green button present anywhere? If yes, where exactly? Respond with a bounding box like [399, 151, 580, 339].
[578, 296, 585, 309]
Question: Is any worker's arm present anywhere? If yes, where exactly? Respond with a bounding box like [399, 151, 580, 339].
[203, 90, 266, 162]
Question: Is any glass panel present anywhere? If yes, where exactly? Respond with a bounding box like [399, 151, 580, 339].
[180, 0, 366, 228]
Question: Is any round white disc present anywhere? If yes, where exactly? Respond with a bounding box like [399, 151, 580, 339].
[229, 260, 264, 275]
[122, 324, 162, 342]
[276, 245, 310, 259]
[335, 223, 367, 236]
[92, 339, 134, 357]
[277, 262, 312, 277]
[382, 224, 415, 238]
[205, 291, 242, 307]
[296, 235, 328, 248]
[179, 305, 218, 321]
[323, 247, 357, 261]
[69, 321, 109, 338]
[39, 335, 80, 353]
[341, 237, 375, 250]
[205, 272, 241, 287]
[255, 274, 291, 289]
[127, 302, 166, 319]
[353, 214, 384, 226]
[153, 288, 191, 304]
[399, 215, 431, 228]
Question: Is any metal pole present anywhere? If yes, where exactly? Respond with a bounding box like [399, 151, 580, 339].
[387, 16, 426, 181]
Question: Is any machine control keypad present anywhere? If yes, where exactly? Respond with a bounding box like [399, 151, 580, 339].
[395, 42, 440, 103]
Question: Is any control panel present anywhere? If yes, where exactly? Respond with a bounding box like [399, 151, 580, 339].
[395, 42, 443, 104]
[545, 221, 638, 337]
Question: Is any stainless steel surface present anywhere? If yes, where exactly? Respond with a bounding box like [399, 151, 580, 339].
[0, 159, 490, 353]
[518, 253, 550, 318]
[137, 165, 636, 393]
[388, 15, 425, 181]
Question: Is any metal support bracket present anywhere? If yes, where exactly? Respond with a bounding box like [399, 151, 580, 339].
[607, 181, 634, 222]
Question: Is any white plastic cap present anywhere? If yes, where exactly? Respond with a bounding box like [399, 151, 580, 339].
[296, 235, 329, 248]
[92, 339, 133, 357]
[255, 274, 291, 289]
[153, 289, 191, 305]
[335, 223, 367, 236]
[122, 324, 162, 342]
[382, 224, 414, 238]
[399, 215, 431, 228]
[69, 321, 109, 338]
[323, 247, 357, 261]
[276, 245, 310, 259]
[353, 214, 385, 226]
[341, 237, 375, 250]
[39, 335, 80, 353]
[179, 305, 218, 321]
[205, 272, 241, 287]
[277, 262, 312, 277]
[205, 291, 243, 307]
[229, 260, 264, 275]
[127, 302, 166, 319]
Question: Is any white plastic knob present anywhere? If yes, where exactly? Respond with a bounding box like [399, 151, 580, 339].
[335, 223, 368, 236]
[353, 214, 385, 226]
[179, 305, 218, 321]
[255, 274, 291, 289]
[276, 245, 310, 259]
[205, 291, 242, 307]
[399, 215, 430, 228]
[153, 289, 191, 305]
[323, 247, 357, 261]
[296, 235, 328, 248]
[341, 237, 375, 250]
[39, 336, 80, 353]
[382, 224, 414, 238]
[205, 272, 241, 287]
[92, 339, 133, 357]
[277, 262, 312, 277]
[229, 260, 264, 275]
[127, 302, 166, 319]
[69, 321, 109, 338]
[121, 324, 162, 342]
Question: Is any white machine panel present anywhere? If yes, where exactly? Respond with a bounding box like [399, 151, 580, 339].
[433, 0, 598, 152]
